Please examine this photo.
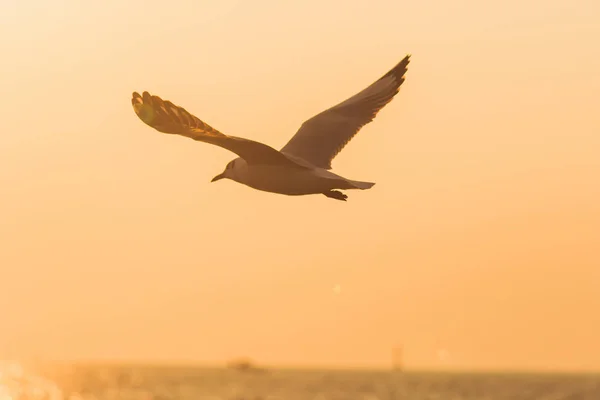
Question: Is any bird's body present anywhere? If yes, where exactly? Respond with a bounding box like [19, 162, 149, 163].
[222, 157, 374, 200]
[132, 54, 410, 201]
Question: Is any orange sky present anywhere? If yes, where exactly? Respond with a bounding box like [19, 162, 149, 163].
[1, 0, 599, 371]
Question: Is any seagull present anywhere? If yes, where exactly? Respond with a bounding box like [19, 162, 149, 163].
[132, 54, 410, 201]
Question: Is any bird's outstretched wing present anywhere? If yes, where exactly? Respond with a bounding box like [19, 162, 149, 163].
[280, 55, 410, 170]
[132, 91, 305, 168]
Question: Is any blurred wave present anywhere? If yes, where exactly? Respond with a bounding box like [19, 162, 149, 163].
[0, 360, 62, 400]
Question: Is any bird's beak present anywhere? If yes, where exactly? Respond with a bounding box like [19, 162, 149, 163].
[211, 173, 225, 182]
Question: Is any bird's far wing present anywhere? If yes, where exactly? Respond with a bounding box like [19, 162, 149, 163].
[280, 55, 410, 169]
[132, 91, 305, 168]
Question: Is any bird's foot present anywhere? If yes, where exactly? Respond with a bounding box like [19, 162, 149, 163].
[323, 190, 348, 201]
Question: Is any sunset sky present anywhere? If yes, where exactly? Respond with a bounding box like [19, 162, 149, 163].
[1, 0, 599, 371]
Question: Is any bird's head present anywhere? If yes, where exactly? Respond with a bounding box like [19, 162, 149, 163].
[211, 158, 243, 183]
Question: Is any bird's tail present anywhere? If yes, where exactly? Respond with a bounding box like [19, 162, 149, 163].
[347, 180, 376, 190]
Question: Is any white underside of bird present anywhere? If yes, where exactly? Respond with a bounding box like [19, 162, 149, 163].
[132, 54, 410, 201]
[211, 159, 375, 201]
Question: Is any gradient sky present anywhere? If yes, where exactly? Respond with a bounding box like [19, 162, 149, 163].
[1, 0, 599, 371]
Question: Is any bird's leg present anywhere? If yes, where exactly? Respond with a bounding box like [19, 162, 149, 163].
[323, 190, 348, 201]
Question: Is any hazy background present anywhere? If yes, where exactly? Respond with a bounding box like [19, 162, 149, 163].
[1, 0, 598, 372]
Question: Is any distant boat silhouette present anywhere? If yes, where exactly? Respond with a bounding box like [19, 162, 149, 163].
[226, 358, 266, 373]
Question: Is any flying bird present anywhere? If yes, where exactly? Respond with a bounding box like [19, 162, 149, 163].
[132, 54, 410, 201]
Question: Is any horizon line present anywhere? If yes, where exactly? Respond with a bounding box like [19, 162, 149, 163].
[13, 358, 600, 375]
